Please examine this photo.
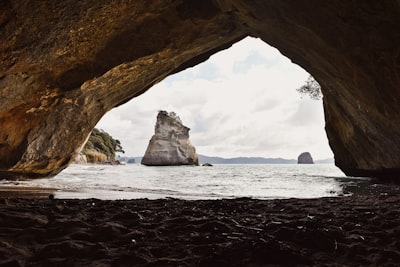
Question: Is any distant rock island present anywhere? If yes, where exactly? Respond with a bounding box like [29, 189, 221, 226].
[297, 152, 314, 164]
[141, 111, 199, 166]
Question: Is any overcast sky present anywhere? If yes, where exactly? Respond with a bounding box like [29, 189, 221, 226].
[96, 37, 334, 160]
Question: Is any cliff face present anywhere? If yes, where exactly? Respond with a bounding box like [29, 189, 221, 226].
[141, 111, 198, 166]
[1, 1, 400, 179]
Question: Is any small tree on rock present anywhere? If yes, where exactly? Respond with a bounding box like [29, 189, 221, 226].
[297, 75, 322, 100]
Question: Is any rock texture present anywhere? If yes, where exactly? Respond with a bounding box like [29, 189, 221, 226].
[141, 111, 198, 166]
[0, 1, 400, 179]
[73, 153, 87, 164]
[298, 152, 314, 164]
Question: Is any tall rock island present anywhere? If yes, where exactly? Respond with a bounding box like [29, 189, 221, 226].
[141, 111, 199, 166]
[298, 152, 314, 164]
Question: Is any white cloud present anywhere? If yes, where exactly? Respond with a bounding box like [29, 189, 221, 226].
[96, 37, 333, 160]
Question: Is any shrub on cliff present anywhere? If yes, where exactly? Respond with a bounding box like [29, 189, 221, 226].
[83, 128, 124, 163]
[297, 75, 322, 100]
[84, 150, 108, 163]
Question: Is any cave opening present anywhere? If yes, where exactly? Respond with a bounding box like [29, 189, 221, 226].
[1, 0, 398, 183]
[24, 36, 352, 200]
[95, 37, 333, 163]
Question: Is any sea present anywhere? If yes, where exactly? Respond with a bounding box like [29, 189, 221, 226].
[0, 163, 394, 200]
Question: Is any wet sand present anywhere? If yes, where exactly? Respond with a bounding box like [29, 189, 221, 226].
[1, 195, 400, 266]
[0, 186, 57, 199]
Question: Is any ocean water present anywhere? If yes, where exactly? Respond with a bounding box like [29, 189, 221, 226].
[0, 163, 383, 200]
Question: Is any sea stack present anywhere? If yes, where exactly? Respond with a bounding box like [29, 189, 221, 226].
[298, 152, 314, 164]
[141, 111, 199, 166]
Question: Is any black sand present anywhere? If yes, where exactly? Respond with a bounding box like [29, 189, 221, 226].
[1, 195, 400, 266]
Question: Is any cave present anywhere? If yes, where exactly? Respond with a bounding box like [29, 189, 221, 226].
[1, 1, 400, 179]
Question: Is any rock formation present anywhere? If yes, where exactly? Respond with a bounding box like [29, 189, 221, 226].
[298, 152, 314, 164]
[203, 163, 213, 167]
[141, 111, 199, 166]
[73, 153, 87, 164]
[82, 128, 123, 164]
[0, 1, 400, 180]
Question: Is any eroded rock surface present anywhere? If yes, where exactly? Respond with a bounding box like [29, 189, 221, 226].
[142, 111, 198, 166]
[1, 1, 400, 179]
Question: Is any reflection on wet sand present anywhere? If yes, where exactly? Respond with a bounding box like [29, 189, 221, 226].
[0, 186, 56, 199]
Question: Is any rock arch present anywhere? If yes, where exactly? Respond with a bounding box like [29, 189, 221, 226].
[1, 1, 399, 179]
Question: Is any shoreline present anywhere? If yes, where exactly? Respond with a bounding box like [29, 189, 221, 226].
[0, 176, 398, 201]
[1, 195, 400, 266]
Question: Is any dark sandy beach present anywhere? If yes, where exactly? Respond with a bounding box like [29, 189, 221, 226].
[1, 195, 400, 266]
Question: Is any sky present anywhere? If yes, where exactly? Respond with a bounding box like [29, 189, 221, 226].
[96, 37, 334, 160]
